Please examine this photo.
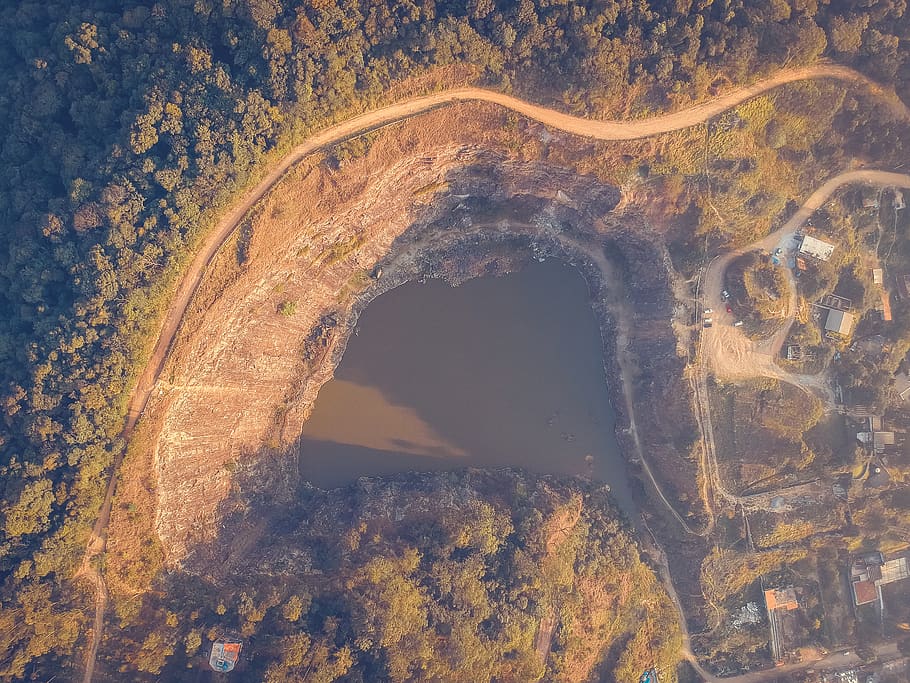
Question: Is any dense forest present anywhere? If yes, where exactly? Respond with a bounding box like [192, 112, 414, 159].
[1, 0, 910, 678]
[100, 471, 682, 680]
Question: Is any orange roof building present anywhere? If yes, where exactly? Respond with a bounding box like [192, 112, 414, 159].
[210, 639, 242, 673]
[881, 291, 892, 321]
[853, 580, 878, 605]
[764, 587, 798, 611]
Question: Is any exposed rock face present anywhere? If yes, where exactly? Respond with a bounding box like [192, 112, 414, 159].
[144, 109, 697, 566]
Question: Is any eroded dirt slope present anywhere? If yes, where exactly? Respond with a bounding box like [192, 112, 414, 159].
[140, 106, 697, 566]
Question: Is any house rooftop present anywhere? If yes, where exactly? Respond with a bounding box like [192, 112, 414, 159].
[210, 639, 242, 673]
[873, 431, 896, 450]
[881, 291, 892, 321]
[852, 579, 878, 605]
[850, 554, 909, 605]
[881, 556, 910, 584]
[799, 235, 836, 261]
[764, 587, 798, 611]
[825, 309, 854, 335]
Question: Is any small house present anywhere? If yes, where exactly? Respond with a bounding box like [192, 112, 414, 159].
[873, 431, 896, 452]
[825, 309, 854, 336]
[210, 639, 242, 673]
[850, 553, 910, 607]
[799, 235, 836, 261]
[764, 587, 798, 611]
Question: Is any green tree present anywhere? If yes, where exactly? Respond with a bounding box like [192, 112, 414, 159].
[3, 478, 54, 537]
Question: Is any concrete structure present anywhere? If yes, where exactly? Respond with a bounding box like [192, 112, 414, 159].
[799, 235, 836, 261]
[873, 268, 884, 285]
[851, 555, 884, 605]
[852, 578, 878, 605]
[893, 371, 910, 401]
[819, 293, 852, 311]
[826, 309, 855, 336]
[764, 587, 799, 611]
[857, 417, 897, 454]
[209, 639, 242, 673]
[850, 553, 910, 607]
[881, 556, 910, 583]
[873, 431, 895, 452]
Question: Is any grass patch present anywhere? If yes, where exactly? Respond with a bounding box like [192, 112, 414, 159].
[106, 418, 166, 626]
[278, 300, 297, 316]
[317, 233, 367, 268]
[412, 180, 449, 197]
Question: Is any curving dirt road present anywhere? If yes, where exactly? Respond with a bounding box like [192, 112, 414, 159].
[695, 170, 910, 514]
[702, 170, 910, 390]
[77, 64, 906, 682]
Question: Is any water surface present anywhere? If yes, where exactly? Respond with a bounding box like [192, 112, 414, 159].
[299, 261, 638, 518]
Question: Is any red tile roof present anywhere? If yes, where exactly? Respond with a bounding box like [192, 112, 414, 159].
[765, 587, 798, 611]
[853, 579, 878, 605]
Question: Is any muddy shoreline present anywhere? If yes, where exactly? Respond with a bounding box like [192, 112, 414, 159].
[265, 209, 702, 556]
[288, 232, 627, 477]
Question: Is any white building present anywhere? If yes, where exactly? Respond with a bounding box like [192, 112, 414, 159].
[799, 235, 836, 261]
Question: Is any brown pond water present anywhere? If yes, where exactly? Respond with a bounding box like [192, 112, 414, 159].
[298, 260, 638, 518]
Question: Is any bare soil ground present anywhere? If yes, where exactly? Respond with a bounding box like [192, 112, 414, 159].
[700, 170, 910, 404]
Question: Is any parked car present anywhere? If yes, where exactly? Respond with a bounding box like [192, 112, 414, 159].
[704, 308, 713, 314]
[726, 304, 732, 313]
[733, 320, 744, 327]
[721, 290, 730, 300]
[703, 322, 713, 328]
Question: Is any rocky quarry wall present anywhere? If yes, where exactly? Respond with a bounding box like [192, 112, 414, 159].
[142, 108, 701, 567]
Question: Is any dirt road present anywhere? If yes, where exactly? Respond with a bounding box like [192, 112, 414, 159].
[691, 169, 910, 534]
[649, 533, 872, 683]
[583, 239, 700, 535]
[678, 170, 910, 680]
[695, 170, 910, 513]
[77, 65, 905, 681]
[702, 170, 910, 390]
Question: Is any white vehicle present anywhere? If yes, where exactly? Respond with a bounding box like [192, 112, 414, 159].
[704, 308, 713, 314]
[704, 317, 713, 324]
[733, 320, 744, 327]
[721, 290, 730, 300]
